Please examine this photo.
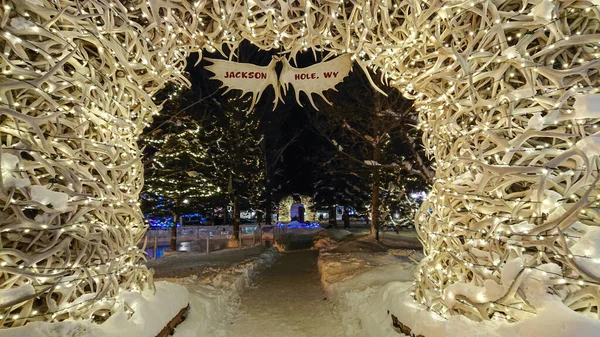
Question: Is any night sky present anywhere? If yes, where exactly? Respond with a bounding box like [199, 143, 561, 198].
[275, 110, 323, 195]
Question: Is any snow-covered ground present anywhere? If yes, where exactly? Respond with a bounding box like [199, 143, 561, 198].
[0, 281, 189, 337]
[147, 245, 271, 278]
[222, 250, 345, 337]
[8, 227, 598, 337]
[0, 247, 279, 337]
[318, 237, 600, 337]
[155, 247, 280, 337]
[318, 238, 420, 337]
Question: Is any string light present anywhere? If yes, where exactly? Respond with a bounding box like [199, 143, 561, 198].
[2, 0, 600, 329]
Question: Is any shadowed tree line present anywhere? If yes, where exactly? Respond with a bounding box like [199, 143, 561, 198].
[140, 43, 433, 246]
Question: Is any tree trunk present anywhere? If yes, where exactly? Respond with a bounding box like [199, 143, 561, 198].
[328, 206, 337, 228]
[257, 211, 263, 226]
[170, 213, 178, 251]
[371, 146, 381, 241]
[265, 190, 272, 225]
[233, 196, 240, 240]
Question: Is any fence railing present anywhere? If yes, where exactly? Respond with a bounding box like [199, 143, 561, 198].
[142, 225, 276, 259]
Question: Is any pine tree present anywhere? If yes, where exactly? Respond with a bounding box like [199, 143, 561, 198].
[140, 85, 218, 250]
[199, 94, 266, 242]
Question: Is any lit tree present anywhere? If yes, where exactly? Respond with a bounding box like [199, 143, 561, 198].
[199, 94, 265, 243]
[186, 43, 281, 230]
[140, 85, 218, 250]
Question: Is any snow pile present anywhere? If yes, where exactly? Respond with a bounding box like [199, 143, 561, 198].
[531, 0, 555, 22]
[320, 244, 600, 337]
[273, 228, 323, 251]
[313, 235, 338, 250]
[370, 283, 600, 337]
[172, 247, 279, 337]
[273, 228, 353, 251]
[318, 245, 416, 337]
[570, 227, 600, 278]
[313, 229, 352, 250]
[30, 185, 69, 211]
[1, 153, 30, 188]
[0, 282, 188, 337]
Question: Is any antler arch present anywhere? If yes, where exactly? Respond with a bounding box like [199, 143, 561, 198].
[0, 0, 599, 329]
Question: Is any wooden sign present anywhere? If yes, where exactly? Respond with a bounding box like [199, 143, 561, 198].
[205, 58, 280, 111]
[279, 54, 353, 110]
[205, 54, 353, 111]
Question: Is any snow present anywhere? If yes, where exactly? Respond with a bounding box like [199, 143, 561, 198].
[147, 246, 272, 278]
[0, 247, 279, 337]
[573, 94, 600, 119]
[318, 240, 417, 337]
[221, 250, 345, 337]
[388, 286, 600, 337]
[319, 239, 600, 337]
[10, 17, 35, 29]
[570, 227, 600, 278]
[0, 282, 188, 337]
[30, 185, 69, 211]
[272, 228, 354, 251]
[1, 153, 30, 188]
[501, 46, 520, 59]
[527, 113, 544, 130]
[5, 227, 598, 337]
[171, 247, 279, 337]
[444, 258, 524, 308]
[576, 134, 600, 157]
[531, 0, 555, 22]
[274, 228, 325, 251]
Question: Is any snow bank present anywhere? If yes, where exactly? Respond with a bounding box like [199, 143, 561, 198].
[274, 228, 354, 251]
[1, 153, 30, 188]
[319, 248, 415, 337]
[368, 283, 600, 337]
[0, 282, 188, 337]
[30, 185, 69, 211]
[274, 228, 323, 251]
[321, 249, 600, 337]
[172, 247, 279, 337]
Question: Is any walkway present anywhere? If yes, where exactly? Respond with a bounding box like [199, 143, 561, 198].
[223, 250, 345, 337]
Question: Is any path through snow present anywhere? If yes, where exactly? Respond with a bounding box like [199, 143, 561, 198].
[223, 250, 345, 337]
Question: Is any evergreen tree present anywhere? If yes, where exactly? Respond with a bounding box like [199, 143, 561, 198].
[199, 94, 266, 241]
[140, 85, 218, 250]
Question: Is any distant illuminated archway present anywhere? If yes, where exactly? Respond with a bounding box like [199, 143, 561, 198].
[278, 194, 315, 223]
[1, 0, 600, 328]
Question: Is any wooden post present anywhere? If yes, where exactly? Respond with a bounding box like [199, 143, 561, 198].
[239, 233, 242, 248]
[153, 237, 158, 259]
[206, 235, 210, 253]
[253, 230, 256, 246]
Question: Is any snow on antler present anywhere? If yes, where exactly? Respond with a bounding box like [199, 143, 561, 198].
[0, 0, 199, 327]
[401, 0, 600, 322]
[1, 0, 599, 329]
